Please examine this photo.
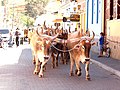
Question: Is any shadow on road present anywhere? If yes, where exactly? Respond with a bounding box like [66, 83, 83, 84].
[18, 48, 33, 66]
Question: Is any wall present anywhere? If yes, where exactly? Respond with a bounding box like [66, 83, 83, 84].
[87, 0, 103, 36]
[107, 19, 120, 60]
[107, 19, 120, 36]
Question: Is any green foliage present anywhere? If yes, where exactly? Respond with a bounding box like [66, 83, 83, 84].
[20, 14, 34, 27]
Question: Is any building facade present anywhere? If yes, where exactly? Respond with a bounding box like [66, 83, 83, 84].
[86, 0, 104, 36]
[58, 0, 86, 33]
[0, 0, 26, 29]
[0, 0, 7, 28]
[86, 0, 105, 54]
[105, 0, 120, 60]
[77, 0, 86, 33]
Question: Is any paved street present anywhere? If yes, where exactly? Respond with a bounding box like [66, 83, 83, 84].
[0, 44, 120, 90]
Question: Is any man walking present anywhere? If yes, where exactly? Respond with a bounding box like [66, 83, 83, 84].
[15, 28, 21, 47]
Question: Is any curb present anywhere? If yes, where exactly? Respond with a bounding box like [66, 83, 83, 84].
[91, 59, 120, 77]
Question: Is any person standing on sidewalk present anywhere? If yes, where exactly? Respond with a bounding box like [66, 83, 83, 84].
[98, 32, 104, 57]
[15, 28, 21, 47]
[8, 30, 13, 45]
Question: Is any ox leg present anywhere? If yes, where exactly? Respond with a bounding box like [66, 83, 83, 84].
[39, 60, 48, 78]
[85, 61, 90, 81]
[32, 52, 36, 64]
[32, 56, 36, 64]
[75, 60, 81, 76]
[64, 52, 68, 65]
[51, 53, 55, 68]
[69, 57, 74, 76]
[63, 46, 68, 65]
[33, 55, 40, 75]
[60, 52, 64, 64]
[56, 52, 59, 67]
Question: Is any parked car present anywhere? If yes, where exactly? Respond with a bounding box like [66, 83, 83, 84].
[0, 29, 10, 48]
[0, 29, 10, 41]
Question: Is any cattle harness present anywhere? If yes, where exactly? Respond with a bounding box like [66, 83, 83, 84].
[35, 30, 95, 53]
[50, 37, 93, 53]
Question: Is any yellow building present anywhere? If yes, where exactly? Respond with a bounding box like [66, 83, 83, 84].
[0, 0, 26, 29]
[77, 0, 86, 33]
[56, 0, 86, 33]
[105, 0, 120, 60]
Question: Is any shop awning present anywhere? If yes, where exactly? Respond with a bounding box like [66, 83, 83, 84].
[53, 19, 63, 23]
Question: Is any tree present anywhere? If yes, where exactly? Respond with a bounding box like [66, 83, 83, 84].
[24, 0, 49, 18]
[20, 13, 34, 28]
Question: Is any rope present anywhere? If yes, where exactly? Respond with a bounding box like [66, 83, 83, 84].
[50, 40, 81, 53]
[51, 43, 75, 52]
[50, 35, 94, 52]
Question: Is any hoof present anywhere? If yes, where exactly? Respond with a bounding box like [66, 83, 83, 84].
[61, 60, 64, 64]
[69, 72, 74, 76]
[86, 74, 91, 81]
[33, 71, 39, 75]
[86, 77, 91, 81]
[56, 63, 58, 67]
[51, 65, 55, 69]
[64, 60, 68, 65]
[75, 69, 78, 75]
[65, 62, 67, 65]
[77, 73, 81, 76]
[39, 73, 43, 78]
[75, 70, 81, 76]
[32, 61, 36, 65]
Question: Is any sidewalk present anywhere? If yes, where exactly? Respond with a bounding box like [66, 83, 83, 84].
[0, 42, 29, 66]
[90, 51, 120, 77]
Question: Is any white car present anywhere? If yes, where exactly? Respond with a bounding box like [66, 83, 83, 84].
[0, 29, 10, 48]
[0, 29, 10, 41]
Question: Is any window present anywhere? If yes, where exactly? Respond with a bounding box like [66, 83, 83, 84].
[112, 0, 120, 19]
[117, 0, 120, 19]
[96, 0, 99, 23]
[91, 0, 94, 24]
[110, 0, 113, 20]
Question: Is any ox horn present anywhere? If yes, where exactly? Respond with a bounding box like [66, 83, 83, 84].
[85, 30, 90, 37]
[90, 31, 95, 41]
